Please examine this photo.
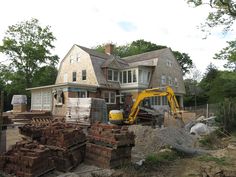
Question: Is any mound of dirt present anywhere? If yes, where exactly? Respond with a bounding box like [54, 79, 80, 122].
[128, 125, 199, 161]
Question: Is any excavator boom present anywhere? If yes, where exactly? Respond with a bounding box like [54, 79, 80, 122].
[126, 86, 182, 125]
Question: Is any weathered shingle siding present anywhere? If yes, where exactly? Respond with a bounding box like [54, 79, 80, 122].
[56, 45, 99, 86]
[149, 49, 186, 94]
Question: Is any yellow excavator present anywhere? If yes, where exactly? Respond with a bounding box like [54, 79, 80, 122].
[109, 86, 184, 127]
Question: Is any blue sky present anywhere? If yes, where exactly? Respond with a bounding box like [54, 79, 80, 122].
[0, 0, 235, 76]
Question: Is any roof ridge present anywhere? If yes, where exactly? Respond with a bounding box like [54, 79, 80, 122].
[122, 47, 169, 60]
[76, 44, 113, 60]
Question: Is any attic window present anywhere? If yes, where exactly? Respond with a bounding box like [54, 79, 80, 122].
[72, 72, 76, 82]
[82, 70, 86, 80]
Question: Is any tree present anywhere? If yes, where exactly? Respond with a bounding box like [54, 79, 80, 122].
[95, 40, 193, 75]
[173, 51, 193, 75]
[0, 18, 59, 88]
[32, 66, 58, 87]
[187, 0, 236, 34]
[214, 40, 236, 71]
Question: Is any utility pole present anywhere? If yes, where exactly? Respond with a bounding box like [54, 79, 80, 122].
[0, 91, 4, 152]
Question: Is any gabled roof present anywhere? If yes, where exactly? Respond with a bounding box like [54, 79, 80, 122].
[101, 57, 129, 69]
[76, 45, 113, 60]
[122, 47, 171, 63]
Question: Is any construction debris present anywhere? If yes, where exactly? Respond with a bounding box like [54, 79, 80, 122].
[18, 121, 86, 172]
[85, 122, 135, 168]
[0, 140, 54, 177]
[66, 98, 108, 125]
[128, 125, 206, 160]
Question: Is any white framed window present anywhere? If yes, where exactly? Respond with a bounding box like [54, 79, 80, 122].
[161, 75, 166, 84]
[108, 69, 113, 81]
[107, 69, 119, 82]
[114, 70, 118, 81]
[133, 70, 137, 82]
[119, 72, 122, 83]
[162, 96, 168, 105]
[123, 71, 127, 83]
[128, 70, 132, 83]
[139, 69, 143, 83]
[103, 91, 116, 104]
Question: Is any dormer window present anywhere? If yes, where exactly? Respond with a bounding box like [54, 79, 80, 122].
[107, 69, 118, 82]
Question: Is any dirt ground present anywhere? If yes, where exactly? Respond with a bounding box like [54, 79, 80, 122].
[3, 124, 236, 177]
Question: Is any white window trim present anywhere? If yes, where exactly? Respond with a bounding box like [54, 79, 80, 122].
[120, 69, 138, 84]
[104, 91, 116, 104]
[108, 69, 119, 82]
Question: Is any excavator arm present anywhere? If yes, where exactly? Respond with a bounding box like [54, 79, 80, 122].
[125, 86, 183, 125]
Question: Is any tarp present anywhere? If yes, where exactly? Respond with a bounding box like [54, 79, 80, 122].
[11, 95, 27, 105]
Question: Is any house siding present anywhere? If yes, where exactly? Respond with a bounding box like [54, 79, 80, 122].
[56, 45, 98, 86]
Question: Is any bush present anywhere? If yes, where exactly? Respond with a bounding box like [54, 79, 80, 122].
[216, 98, 236, 132]
[145, 150, 178, 165]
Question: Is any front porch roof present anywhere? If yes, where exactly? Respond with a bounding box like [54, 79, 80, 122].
[26, 82, 98, 91]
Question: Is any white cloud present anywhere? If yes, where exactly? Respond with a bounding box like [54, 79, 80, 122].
[0, 0, 234, 73]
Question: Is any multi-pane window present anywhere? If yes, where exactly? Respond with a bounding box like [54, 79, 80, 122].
[72, 72, 76, 82]
[128, 70, 132, 83]
[114, 71, 118, 81]
[119, 72, 122, 83]
[133, 70, 137, 82]
[103, 91, 116, 104]
[82, 70, 86, 80]
[123, 71, 127, 83]
[107, 69, 118, 81]
[108, 69, 113, 80]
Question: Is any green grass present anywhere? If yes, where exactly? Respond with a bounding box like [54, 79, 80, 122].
[145, 150, 178, 165]
[197, 155, 230, 166]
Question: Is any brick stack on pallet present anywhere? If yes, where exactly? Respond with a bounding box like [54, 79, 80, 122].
[39, 122, 86, 172]
[85, 122, 135, 168]
[19, 121, 86, 172]
[0, 140, 54, 177]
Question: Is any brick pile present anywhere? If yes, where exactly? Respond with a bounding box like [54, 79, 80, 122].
[85, 122, 135, 168]
[40, 122, 86, 172]
[0, 140, 54, 177]
[19, 121, 86, 172]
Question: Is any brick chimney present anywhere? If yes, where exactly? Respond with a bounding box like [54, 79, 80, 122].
[104, 43, 114, 55]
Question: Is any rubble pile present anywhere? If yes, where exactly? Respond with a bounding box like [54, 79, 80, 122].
[128, 125, 198, 160]
[0, 141, 54, 177]
[19, 122, 86, 172]
[85, 122, 135, 168]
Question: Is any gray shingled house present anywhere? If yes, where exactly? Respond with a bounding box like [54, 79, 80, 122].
[27, 44, 186, 117]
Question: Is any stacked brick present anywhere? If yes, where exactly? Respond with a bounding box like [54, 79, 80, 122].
[39, 122, 86, 172]
[0, 141, 54, 177]
[18, 122, 86, 172]
[85, 122, 135, 168]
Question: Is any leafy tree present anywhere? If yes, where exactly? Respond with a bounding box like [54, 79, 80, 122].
[187, 0, 236, 34]
[214, 40, 236, 71]
[0, 18, 59, 88]
[32, 66, 58, 87]
[173, 51, 193, 75]
[95, 40, 193, 75]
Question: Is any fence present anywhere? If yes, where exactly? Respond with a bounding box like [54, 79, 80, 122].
[184, 103, 218, 118]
